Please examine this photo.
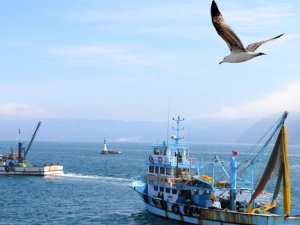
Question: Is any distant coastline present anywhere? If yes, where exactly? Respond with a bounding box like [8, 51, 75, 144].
[1, 114, 300, 144]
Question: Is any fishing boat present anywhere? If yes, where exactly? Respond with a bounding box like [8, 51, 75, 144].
[0, 122, 63, 176]
[100, 138, 122, 154]
[129, 113, 300, 225]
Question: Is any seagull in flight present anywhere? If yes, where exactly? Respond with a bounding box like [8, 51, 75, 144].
[211, 0, 284, 64]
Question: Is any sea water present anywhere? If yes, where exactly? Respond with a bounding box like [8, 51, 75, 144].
[0, 141, 300, 225]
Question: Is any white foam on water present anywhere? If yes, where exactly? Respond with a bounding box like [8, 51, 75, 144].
[59, 172, 131, 183]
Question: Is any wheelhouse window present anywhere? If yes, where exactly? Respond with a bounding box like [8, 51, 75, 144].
[160, 187, 164, 192]
[155, 167, 159, 174]
[154, 186, 158, 191]
[166, 168, 171, 175]
[166, 188, 171, 194]
[172, 189, 177, 195]
[160, 147, 167, 155]
[160, 167, 165, 174]
[178, 168, 189, 176]
[154, 146, 167, 156]
[149, 166, 154, 173]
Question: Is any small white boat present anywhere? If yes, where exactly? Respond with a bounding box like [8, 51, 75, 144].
[100, 138, 122, 154]
[0, 121, 63, 176]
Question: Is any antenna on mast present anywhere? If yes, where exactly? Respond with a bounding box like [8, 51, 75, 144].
[171, 116, 185, 178]
[171, 116, 185, 145]
[166, 95, 171, 146]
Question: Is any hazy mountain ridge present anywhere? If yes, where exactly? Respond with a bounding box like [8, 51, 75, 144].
[0, 114, 299, 144]
[237, 114, 300, 145]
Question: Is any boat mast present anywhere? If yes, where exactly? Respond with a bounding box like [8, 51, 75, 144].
[24, 121, 42, 158]
[230, 154, 237, 210]
[282, 123, 291, 215]
[171, 116, 184, 178]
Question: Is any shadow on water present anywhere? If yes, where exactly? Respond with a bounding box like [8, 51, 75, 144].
[126, 210, 186, 225]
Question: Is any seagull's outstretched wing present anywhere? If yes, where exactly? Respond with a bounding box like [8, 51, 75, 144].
[211, 0, 245, 53]
[246, 33, 284, 52]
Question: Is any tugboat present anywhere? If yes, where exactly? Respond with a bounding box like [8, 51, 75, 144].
[129, 113, 300, 225]
[100, 138, 122, 154]
[0, 122, 63, 176]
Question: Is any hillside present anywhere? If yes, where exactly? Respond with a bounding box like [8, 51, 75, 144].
[0, 114, 299, 144]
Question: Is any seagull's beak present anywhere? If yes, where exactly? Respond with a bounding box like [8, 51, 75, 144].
[219, 61, 224, 64]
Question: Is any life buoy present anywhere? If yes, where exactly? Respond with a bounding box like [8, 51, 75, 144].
[184, 205, 192, 216]
[171, 204, 180, 214]
[158, 156, 163, 164]
[149, 156, 154, 163]
[5, 165, 9, 172]
[189, 157, 195, 164]
[160, 200, 167, 210]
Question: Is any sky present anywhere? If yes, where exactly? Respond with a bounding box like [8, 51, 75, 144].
[0, 0, 300, 122]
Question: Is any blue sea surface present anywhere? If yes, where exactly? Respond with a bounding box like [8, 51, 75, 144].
[0, 141, 300, 225]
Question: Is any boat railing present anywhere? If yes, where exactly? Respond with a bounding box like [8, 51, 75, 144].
[130, 176, 142, 182]
[129, 176, 145, 190]
[167, 155, 198, 166]
[44, 162, 61, 166]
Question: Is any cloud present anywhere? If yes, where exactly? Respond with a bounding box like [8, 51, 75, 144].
[67, 3, 209, 39]
[0, 103, 48, 117]
[114, 137, 141, 142]
[68, 3, 207, 23]
[50, 45, 156, 66]
[204, 80, 300, 120]
[220, 3, 296, 31]
[49, 44, 178, 69]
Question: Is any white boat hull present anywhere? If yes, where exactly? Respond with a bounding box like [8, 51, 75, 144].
[0, 164, 64, 176]
[138, 193, 300, 225]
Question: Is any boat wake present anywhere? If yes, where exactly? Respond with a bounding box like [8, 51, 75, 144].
[60, 173, 130, 183]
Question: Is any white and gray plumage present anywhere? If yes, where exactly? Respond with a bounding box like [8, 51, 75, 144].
[211, 0, 284, 64]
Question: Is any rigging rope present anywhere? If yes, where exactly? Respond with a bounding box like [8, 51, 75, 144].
[237, 115, 283, 179]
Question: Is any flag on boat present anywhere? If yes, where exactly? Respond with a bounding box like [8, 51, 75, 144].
[232, 151, 238, 156]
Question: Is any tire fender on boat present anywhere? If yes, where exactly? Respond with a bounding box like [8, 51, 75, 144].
[5, 165, 9, 172]
[194, 207, 201, 216]
[160, 200, 167, 210]
[143, 194, 149, 204]
[184, 205, 192, 216]
[171, 204, 180, 214]
[152, 198, 158, 206]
